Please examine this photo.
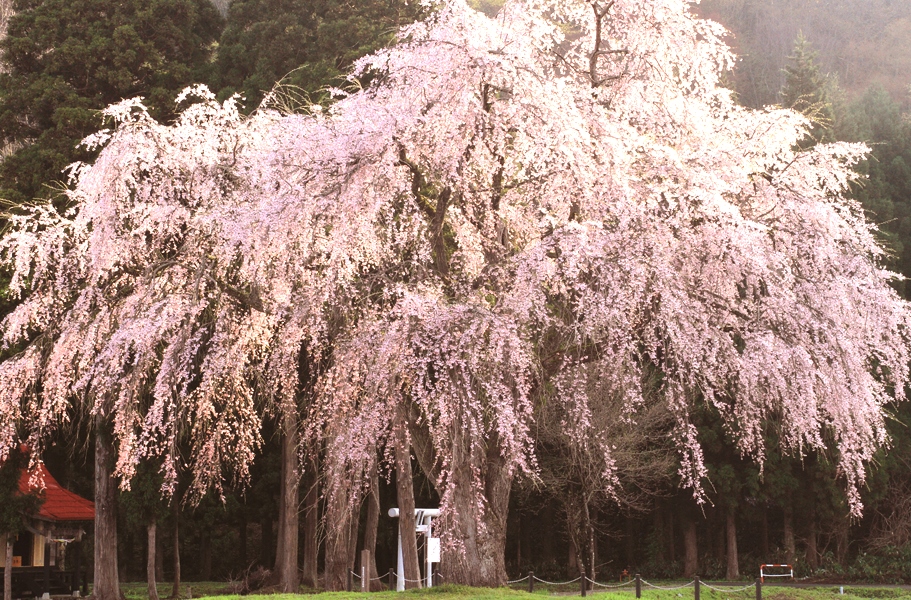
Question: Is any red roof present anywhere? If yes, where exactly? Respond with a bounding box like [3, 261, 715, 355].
[18, 463, 95, 522]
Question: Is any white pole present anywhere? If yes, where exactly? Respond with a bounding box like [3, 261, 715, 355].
[388, 508, 405, 591]
[396, 525, 404, 591]
[425, 514, 433, 588]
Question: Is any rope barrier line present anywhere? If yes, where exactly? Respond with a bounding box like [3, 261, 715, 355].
[507, 575, 530, 584]
[701, 582, 757, 593]
[586, 577, 636, 589]
[373, 572, 426, 584]
[533, 575, 582, 585]
[641, 579, 696, 590]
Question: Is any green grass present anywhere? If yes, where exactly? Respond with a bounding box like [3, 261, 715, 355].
[117, 582, 911, 600]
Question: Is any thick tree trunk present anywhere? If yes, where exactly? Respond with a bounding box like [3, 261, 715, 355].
[147, 521, 159, 600]
[394, 419, 422, 590]
[274, 412, 300, 593]
[725, 508, 739, 580]
[436, 435, 510, 587]
[5, 537, 12, 600]
[363, 464, 382, 591]
[783, 502, 796, 566]
[683, 515, 698, 578]
[301, 461, 319, 588]
[170, 499, 180, 600]
[408, 413, 511, 588]
[806, 505, 818, 571]
[94, 415, 121, 600]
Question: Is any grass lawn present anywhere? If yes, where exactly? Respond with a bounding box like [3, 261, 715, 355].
[118, 582, 911, 600]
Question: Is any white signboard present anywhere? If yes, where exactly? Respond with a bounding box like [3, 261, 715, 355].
[427, 537, 441, 563]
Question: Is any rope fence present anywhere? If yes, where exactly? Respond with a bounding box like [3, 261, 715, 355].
[504, 572, 764, 598]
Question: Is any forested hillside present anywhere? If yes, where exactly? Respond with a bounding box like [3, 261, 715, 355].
[697, 0, 911, 108]
[0, 0, 910, 596]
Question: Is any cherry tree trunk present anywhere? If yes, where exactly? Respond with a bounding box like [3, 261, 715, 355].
[438, 433, 510, 587]
[94, 415, 121, 600]
[274, 413, 300, 593]
[683, 516, 698, 578]
[5, 537, 12, 600]
[147, 521, 159, 600]
[725, 508, 739, 580]
[394, 419, 422, 589]
[323, 473, 357, 591]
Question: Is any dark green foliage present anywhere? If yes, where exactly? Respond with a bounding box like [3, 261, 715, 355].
[0, 0, 224, 203]
[781, 33, 835, 144]
[836, 86, 911, 296]
[211, 0, 421, 111]
[0, 447, 43, 538]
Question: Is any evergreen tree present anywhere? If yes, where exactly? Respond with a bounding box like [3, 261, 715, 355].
[0, 0, 223, 203]
[212, 0, 420, 111]
[780, 33, 835, 144]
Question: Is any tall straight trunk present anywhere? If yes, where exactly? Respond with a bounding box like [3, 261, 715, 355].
[725, 508, 739, 580]
[301, 460, 319, 588]
[5, 536, 12, 600]
[835, 512, 849, 566]
[147, 521, 160, 600]
[170, 498, 180, 600]
[783, 501, 796, 566]
[683, 515, 698, 578]
[394, 416, 421, 590]
[156, 529, 164, 582]
[540, 503, 555, 564]
[94, 415, 121, 600]
[274, 412, 300, 593]
[363, 464, 382, 591]
[806, 505, 818, 570]
[200, 531, 211, 581]
[259, 515, 272, 568]
[238, 518, 247, 570]
[649, 512, 663, 565]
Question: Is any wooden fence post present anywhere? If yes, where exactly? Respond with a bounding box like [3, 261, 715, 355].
[528, 571, 534, 594]
[635, 574, 641, 599]
[756, 578, 762, 600]
[694, 576, 700, 600]
[388, 568, 395, 591]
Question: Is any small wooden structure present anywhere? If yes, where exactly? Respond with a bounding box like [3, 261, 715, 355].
[0, 462, 94, 598]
